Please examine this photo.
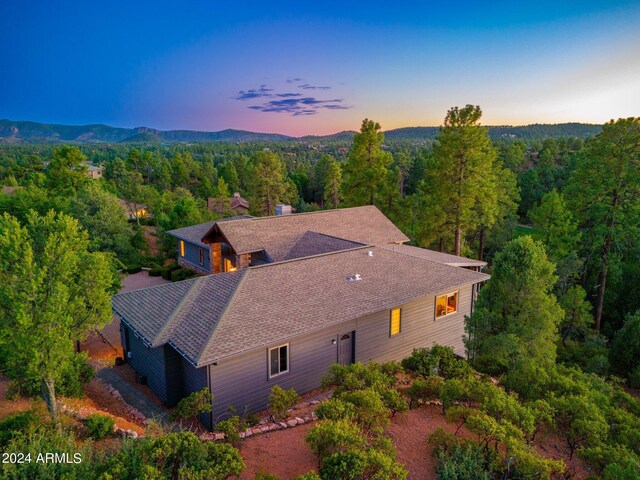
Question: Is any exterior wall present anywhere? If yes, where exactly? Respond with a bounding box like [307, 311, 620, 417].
[121, 323, 170, 403]
[208, 284, 474, 423]
[178, 240, 211, 274]
[209, 319, 357, 421]
[355, 284, 472, 362]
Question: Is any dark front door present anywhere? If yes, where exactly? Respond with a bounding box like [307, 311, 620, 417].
[338, 331, 355, 366]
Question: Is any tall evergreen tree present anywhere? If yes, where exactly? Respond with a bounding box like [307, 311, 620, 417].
[417, 105, 504, 256]
[565, 117, 640, 331]
[0, 211, 115, 423]
[342, 119, 392, 207]
[248, 151, 290, 216]
[323, 159, 342, 209]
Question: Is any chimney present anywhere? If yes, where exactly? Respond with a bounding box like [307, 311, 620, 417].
[233, 192, 240, 198]
[275, 204, 292, 216]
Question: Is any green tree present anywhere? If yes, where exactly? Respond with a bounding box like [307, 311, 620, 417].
[248, 151, 290, 216]
[610, 310, 640, 382]
[418, 105, 502, 255]
[465, 236, 563, 389]
[0, 211, 114, 423]
[565, 117, 640, 331]
[323, 159, 342, 209]
[46, 146, 88, 193]
[529, 189, 580, 262]
[558, 285, 593, 345]
[342, 119, 392, 207]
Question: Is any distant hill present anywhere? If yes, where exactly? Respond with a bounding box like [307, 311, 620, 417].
[0, 119, 602, 144]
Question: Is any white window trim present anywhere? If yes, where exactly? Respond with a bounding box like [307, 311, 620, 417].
[435, 291, 459, 319]
[268, 343, 290, 378]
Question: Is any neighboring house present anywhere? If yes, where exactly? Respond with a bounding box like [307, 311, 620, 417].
[113, 206, 489, 429]
[85, 163, 105, 179]
[207, 192, 249, 215]
[2, 185, 21, 196]
[117, 199, 151, 221]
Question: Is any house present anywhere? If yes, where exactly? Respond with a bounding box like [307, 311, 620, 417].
[117, 199, 151, 221]
[85, 163, 105, 179]
[112, 206, 489, 429]
[207, 192, 249, 215]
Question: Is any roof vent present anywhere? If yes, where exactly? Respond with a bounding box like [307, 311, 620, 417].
[347, 273, 362, 282]
[367, 251, 374, 257]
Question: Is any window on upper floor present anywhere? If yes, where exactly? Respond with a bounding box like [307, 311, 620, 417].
[179, 240, 185, 257]
[224, 258, 237, 272]
[269, 344, 289, 377]
[436, 291, 458, 319]
[199, 248, 204, 265]
[390, 308, 401, 336]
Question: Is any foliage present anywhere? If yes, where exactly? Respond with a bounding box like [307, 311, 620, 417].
[322, 362, 398, 395]
[610, 310, 640, 382]
[0, 411, 38, 449]
[306, 419, 366, 461]
[98, 431, 245, 479]
[401, 345, 472, 379]
[338, 388, 391, 433]
[215, 415, 247, 446]
[315, 398, 357, 422]
[407, 377, 444, 408]
[170, 387, 213, 422]
[319, 448, 407, 480]
[85, 414, 115, 440]
[268, 385, 300, 421]
[0, 211, 115, 422]
[342, 119, 393, 207]
[435, 442, 492, 480]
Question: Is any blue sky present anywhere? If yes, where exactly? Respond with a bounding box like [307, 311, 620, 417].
[1, 1, 639, 135]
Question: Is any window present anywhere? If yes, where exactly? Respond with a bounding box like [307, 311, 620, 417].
[179, 240, 185, 257]
[199, 248, 204, 265]
[390, 308, 401, 336]
[269, 344, 289, 377]
[436, 291, 458, 318]
[224, 258, 237, 272]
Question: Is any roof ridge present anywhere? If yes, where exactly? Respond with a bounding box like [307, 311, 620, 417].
[250, 244, 373, 270]
[151, 276, 208, 346]
[113, 275, 201, 298]
[194, 269, 250, 366]
[215, 205, 376, 224]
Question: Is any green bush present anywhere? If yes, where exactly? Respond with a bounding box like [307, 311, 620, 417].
[316, 398, 357, 422]
[215, 415, 247, 446]
[407, 377, 444, 408]
[268, 385, 300, 421]
[322, 362, 397, 394]
[306, 420, 366, 461]
[124, 265, 142, 274]
[339, 388, 390, 433]
[401, 345, 472, 379]
[148, 266, 164, 277]
[0, 411, 37, 448]
[255, 470, 280, 480]
[171, 267, 194, 282]
[170, 387, 213, 421]
[85, 413, 115, 440]
[378, 387, 409, 416]
[436, 442, 492, 480]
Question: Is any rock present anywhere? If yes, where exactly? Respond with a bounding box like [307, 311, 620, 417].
[311, 412, 318, 421]
[295, 417, 305, 425]
[287, 419, 298, 427]
[214, 433, 225, 441]
[252, 428, 262, 435]
[310, 400, 320, 405]
[278, 422, 288, 429]
[260, 426, 270, 433]
[239, 432, 245, 439]
[268, 424, 279, 431]
[244, 429, 253, 438]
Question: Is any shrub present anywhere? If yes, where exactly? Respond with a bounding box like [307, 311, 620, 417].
[316, 398, 357, 421]
[436, 442, 492, 480]
[293, 473, 322, 480]
[171, 267, 194, 282]
[14, 352, 94, 398]
[0, 411, 37, 448]
[407, 377, 444, 408]
[85, 413, 115, 440]
[428, 427, 458, 455]
[319, 447, 408, 480]
[255, 471, 280, 480]
[148, 266, 164, 277]
[339, 388, 390, 433]
[402, 345, 472, 379]
[170, 387, 213, 422]
[306, 420, 366, 461]
[215, 415, 247, 446]
[322, 362, 397, 394]
[124, 265, 142, 274]
[378, 387, 408, 416]
[268, 385, 300, 421]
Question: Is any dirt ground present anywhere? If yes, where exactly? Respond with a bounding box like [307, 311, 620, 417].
[239, 402, 594, 480]
[0, 376, 34, 420]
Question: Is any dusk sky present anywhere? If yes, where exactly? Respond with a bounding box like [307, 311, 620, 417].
[1, 1, 639, 136]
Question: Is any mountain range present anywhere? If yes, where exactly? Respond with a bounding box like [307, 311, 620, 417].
[0, 119, 603, 144]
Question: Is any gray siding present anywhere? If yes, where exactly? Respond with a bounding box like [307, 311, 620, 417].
[181, 359, 211, 429]
[210, 319, 357, 421]
[355, 284, 472, 362]
[208, 285, 474, 422]
[179, 240, 210, 273]
[122, 323, 169, 402]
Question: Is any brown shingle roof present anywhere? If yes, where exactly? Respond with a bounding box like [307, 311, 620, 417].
[112, 246, 489, 366]
[167, 215, 253, 248]
[203, 205, 409, 260]
[379, 244, 487, 268]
